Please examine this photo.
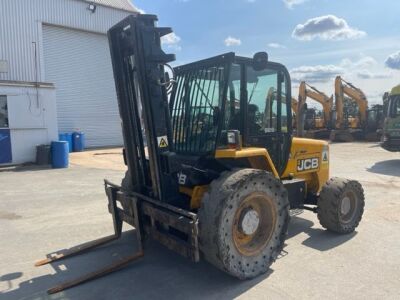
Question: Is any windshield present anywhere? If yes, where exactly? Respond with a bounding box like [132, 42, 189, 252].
[389, 95, 400, 117]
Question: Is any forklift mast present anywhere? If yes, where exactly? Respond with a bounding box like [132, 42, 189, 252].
[108, 14, 178, 202]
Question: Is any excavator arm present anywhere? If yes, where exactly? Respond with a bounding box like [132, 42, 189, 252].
[335, 76, 368, 128]
[291, 97, 298, 114]
[297, 81, 333, 136]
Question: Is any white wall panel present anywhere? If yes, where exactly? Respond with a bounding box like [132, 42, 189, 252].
[0, 84, 58, 164]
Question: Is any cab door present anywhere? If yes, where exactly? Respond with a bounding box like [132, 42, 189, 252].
[242, 64, 292, 175]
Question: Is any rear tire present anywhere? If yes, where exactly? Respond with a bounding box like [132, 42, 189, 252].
[317, 177, 365, 234]
[198, 169, 290, 279]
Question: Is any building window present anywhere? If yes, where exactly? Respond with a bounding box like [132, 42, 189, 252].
[0, 96, 8, 128]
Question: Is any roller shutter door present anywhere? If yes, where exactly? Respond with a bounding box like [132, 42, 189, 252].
[43, 25, 122, 147]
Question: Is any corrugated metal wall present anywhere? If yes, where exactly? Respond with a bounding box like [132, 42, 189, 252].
[0, 0, 137, 148]
[0, 0, 134, 82]
[43, 25, 122, 147]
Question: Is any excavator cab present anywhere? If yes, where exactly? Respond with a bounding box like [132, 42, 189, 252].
[381, 85, 400, 151]
[365, 104, 384, 141]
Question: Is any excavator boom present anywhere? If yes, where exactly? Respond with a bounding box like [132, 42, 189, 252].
[297, 81, 333, 136]
[334, 76, 368, 128]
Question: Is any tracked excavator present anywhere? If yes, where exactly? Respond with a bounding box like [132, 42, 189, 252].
[330, 76, 366, 141]
[297, 81, 333, 139]
[330, 76, 384, 142]
[35, 14, 365, 294]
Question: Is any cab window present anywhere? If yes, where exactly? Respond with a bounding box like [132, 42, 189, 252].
[226, 64, 241, 131]
[389, 95, 400, 117]
[246, 67, 288, 135]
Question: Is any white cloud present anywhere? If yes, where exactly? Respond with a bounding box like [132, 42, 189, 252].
[340, 56, 391, 79]
[290, 65, 344, 83]
[290, 55, 392, 84]
[385, 51, 400, 70]
[161, 32, 181, 45]
[340, 56, 377, 69]
[283, 0, 308, 9]
[267, 42, 286, 49]
[161, 32, 182, 51]
[356, 70, 391, 79]
[224, 36, 242, 47]
[292, 15, 366, 41]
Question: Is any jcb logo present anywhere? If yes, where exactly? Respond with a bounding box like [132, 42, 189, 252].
[177, 172, 187, 185]
[297, 158, 319, 172]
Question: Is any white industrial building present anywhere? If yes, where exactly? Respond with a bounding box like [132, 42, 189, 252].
[0, 0, 138, 165]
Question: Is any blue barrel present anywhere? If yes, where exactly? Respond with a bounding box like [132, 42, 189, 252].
[59, 133, 73, 152]
[72, 132, 85, 152]
[51, 141, 69, 168]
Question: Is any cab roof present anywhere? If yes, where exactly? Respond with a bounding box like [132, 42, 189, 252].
[390, 84, 400, 96]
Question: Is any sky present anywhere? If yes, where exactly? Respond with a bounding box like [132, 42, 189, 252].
[132, 0, 400, 105]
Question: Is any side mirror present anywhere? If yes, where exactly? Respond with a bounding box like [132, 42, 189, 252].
[252, 52, 269, 71]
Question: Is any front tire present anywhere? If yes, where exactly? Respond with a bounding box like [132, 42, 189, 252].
[317, 177, 365, 234]
[198, 169, 290, 279]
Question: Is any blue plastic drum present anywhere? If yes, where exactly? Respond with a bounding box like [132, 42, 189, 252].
[51, 141, 69, 168]
[59, 133, 73, 152]
[72, 132, 85, 152]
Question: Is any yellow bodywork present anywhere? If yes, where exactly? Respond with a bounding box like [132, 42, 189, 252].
[186, 137, 329, 209]
[348, 116, 360, 129]
[281, 137, 329, 194]
[314, 117, 325, 129]
[215, 147, 279, 178]
[180, 185, 208, 209]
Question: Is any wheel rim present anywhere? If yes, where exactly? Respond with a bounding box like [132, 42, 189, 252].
[339, 191, 358, 223]
[232, 192, 277, 256]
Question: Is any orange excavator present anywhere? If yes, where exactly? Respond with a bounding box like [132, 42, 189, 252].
[291, 97, 298, 130]
[330, 76, 369, 142]
[297, 81, 334, 139]
[291, 97, 298, 113]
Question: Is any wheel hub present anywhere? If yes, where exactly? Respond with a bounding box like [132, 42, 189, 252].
[239, 208, 260, 235]
[341, 196, 351, 215]
[232, 192, 277, 256]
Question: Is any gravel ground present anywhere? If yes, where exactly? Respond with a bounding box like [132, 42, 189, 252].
[0, 142, 399, 300]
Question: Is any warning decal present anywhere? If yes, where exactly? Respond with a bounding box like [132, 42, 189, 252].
[157, 136, 169, 148]
[322, 150, 329, 163]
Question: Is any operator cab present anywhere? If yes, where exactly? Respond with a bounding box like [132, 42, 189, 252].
[170, 52, 292, 177]
[382, 88, 400, 151]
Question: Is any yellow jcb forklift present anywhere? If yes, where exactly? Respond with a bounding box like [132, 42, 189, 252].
[36, 14, 365, 294]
